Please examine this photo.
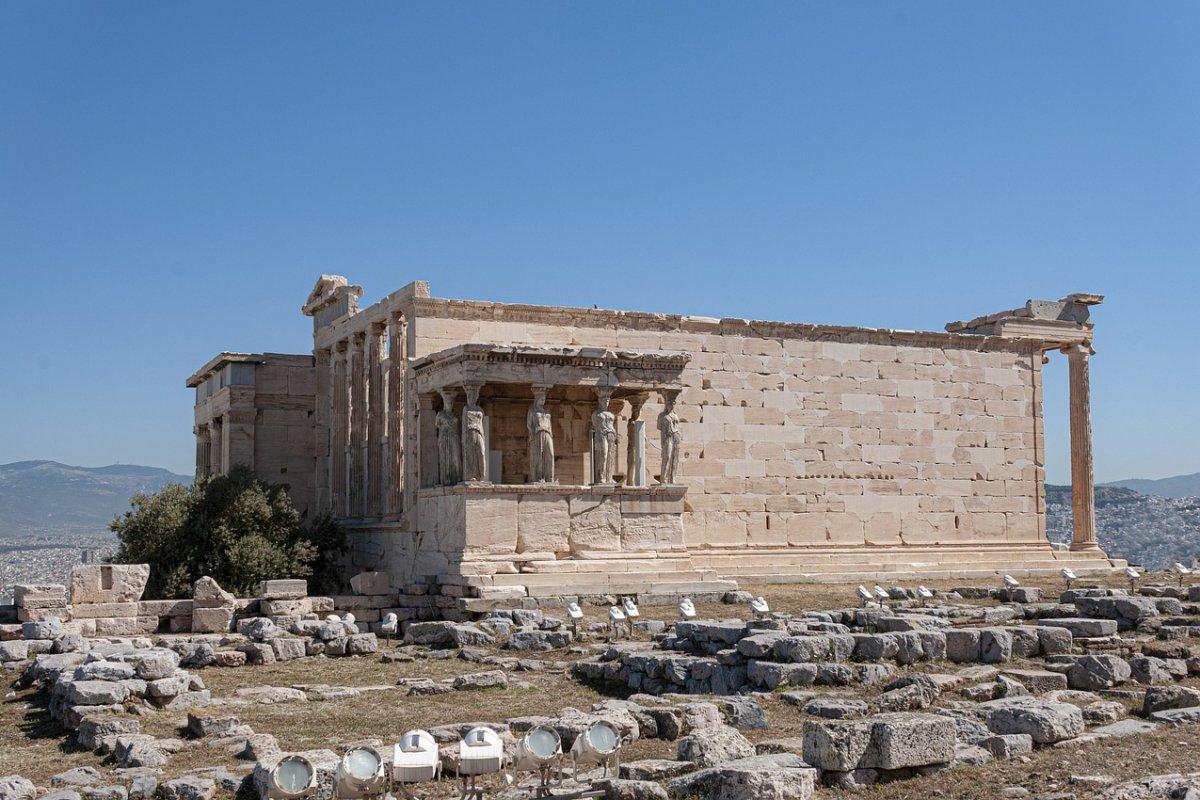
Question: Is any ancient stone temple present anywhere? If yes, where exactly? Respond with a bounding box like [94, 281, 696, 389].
[189, 277, 1122, 600]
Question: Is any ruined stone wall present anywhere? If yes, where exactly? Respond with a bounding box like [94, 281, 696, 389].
[252, 354, 318, 517]
[409, 305, 1046, 553]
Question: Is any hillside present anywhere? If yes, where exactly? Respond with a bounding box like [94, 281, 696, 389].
[0, 460, 192, 542]
[1046, 483, 1200, 569]
[1103, 472, 1200, 499]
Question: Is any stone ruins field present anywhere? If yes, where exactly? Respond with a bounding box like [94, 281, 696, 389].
[3, 576, 1200, 800]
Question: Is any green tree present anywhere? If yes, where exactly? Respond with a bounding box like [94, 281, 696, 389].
[110, 466, 346, 598]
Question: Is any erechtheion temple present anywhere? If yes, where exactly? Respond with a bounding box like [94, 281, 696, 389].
[188, 277, 1122, 602]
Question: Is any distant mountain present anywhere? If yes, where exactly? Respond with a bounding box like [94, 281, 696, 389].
[1046, 483, 1200, 569]
[0, 460, 192, 543]
[1103, 472, 1200, 500]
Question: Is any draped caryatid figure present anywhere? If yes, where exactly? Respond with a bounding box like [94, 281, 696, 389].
[592, 386, 617, 485]
[527, 385, 555, 483]
[658, 389, 682, 485]
[435, 389, 462, 485]
[461, 384, 488, 483]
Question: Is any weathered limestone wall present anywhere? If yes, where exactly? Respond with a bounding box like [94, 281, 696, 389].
[192, 353, 317, 517]
[410, 308, 1045, 555]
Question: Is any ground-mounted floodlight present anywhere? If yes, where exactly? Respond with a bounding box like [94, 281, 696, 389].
[508, 726, 564, 794]
[678, 597, 696, 620]
[621, 598, 639, 619]
[1173, 563, 1192, 588]
[607, 606, 626, 639]
[1003, 575, 1020, 593]
[1060, 567, 1078, 592]
[458, 726, 505, 799]
[391, 729, 441, 795]
[1125, 566, 1141, 591]
[336, 745, 385, 799]
[855, 585, 873, 608]
[380, 613, 398, 644]
[749, 596, 770, 620]
[564, 600, 584, 637]
[266, 755, 318, 800]
[569, 721, 622, 779]
[872, 585, 889, 609]
[917, 586, 933, 607]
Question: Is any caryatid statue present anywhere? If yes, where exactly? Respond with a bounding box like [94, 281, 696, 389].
[658, 389, 682, 484]
[435, 389, 462, 485]
[591, 386, 617, 485]
[461, 384, 488, 483]
[527, 385, 555, 483]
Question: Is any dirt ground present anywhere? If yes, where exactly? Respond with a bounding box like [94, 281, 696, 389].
[3, 575, 1198, 799]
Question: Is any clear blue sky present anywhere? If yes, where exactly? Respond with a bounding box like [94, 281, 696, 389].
[1, 3, 1197, 482]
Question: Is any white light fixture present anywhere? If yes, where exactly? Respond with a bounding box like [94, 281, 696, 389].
[564, 600, 584, 636]
[872, 586, 889, 605]
[1003, 575, 1020, 589]
[459, 726, 505, 775]
[608, 606, 626, 638]
[917, 586, 933, 606]
[380, 613, 398, 643]
[621, 598, 640, 619]
[678, 597, 696, 619]
[856, 585, 873, 607]
[391, 729, 441, 785]
[266, 755, 318, 799]
[509, 725, 564, 790]
[749, 596, 770, 619]
[1174, 562, 1192, 587]
[1060, 567, 1078, 591]
[1125, 566, 1141, 590]
[336, 746, 385, 799]
[569, 721, 622, 777]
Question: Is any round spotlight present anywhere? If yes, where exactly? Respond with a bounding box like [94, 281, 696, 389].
[564, 600, 584, 620]
[267, 755, 317, 799]
[336, 746, 384, 798]
[570, 721, 622, 776]
[512, 725, 563, 773]
[1003, 575, 1020, 589]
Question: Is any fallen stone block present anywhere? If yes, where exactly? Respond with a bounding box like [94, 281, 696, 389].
[675, 724, 756, 767]
[981, 697, 1084, 745]
[1067, 655, 1131, 691]
[667, 753, 816, 800]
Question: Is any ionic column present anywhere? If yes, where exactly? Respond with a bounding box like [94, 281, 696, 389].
[210, 417, 224, 476]
[387, 312, 406, 516]
[195, 426, 210, 477]
[366, 323, 386, 516]
[348, 332, 367, 517]
[625, 394, 648, 486]
[331, 341, 349, 516]
[314, 348, 332, 514]
[1066, 343, 1099, 550]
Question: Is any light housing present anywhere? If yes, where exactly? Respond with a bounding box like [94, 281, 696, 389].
[621, 598, 640, 618]
[917, 586, 933, 599]
[608, 606, 626, 623]
[1125, 567, 1140, 579]
[569, 721, 621, 774]
[564, 601, 584, 620]
[1174, 562, 1192, 574]
[336, 746, 385, 798]
[749, 596, 770, 617]
[1003, 575, 1020, 589]
[856, 585, 873, 605]
[510, 726, 563, 773]
[266, 755, 318, 799]
[458, 726, 505, 776]
[678, 598, 696, 619]
[872, 585, 889, 600]
[1060, 568, 1077, 582]
[380, 613, 399, 634]
[391, 729, 440, 784]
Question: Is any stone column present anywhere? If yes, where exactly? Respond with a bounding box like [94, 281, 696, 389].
[387, 312, 406, 516]
[331, 341, 349, 517]
[348, 333, 367, 517]
[314, 348, 332, 514]
[210, 417, 224, 476]
[418, 393, 439, 489]
[626, 394, 648, 486]
[591, 386, 617, 485]
[366, 324, 386, 516]
[195, 426, 210, 477]
[1066, 343, 1099, 550]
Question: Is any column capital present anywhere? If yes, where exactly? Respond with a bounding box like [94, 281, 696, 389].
[1062, 342, 1095, 358]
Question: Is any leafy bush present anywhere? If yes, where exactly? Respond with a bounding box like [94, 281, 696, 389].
[110, 466, 346, 598]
